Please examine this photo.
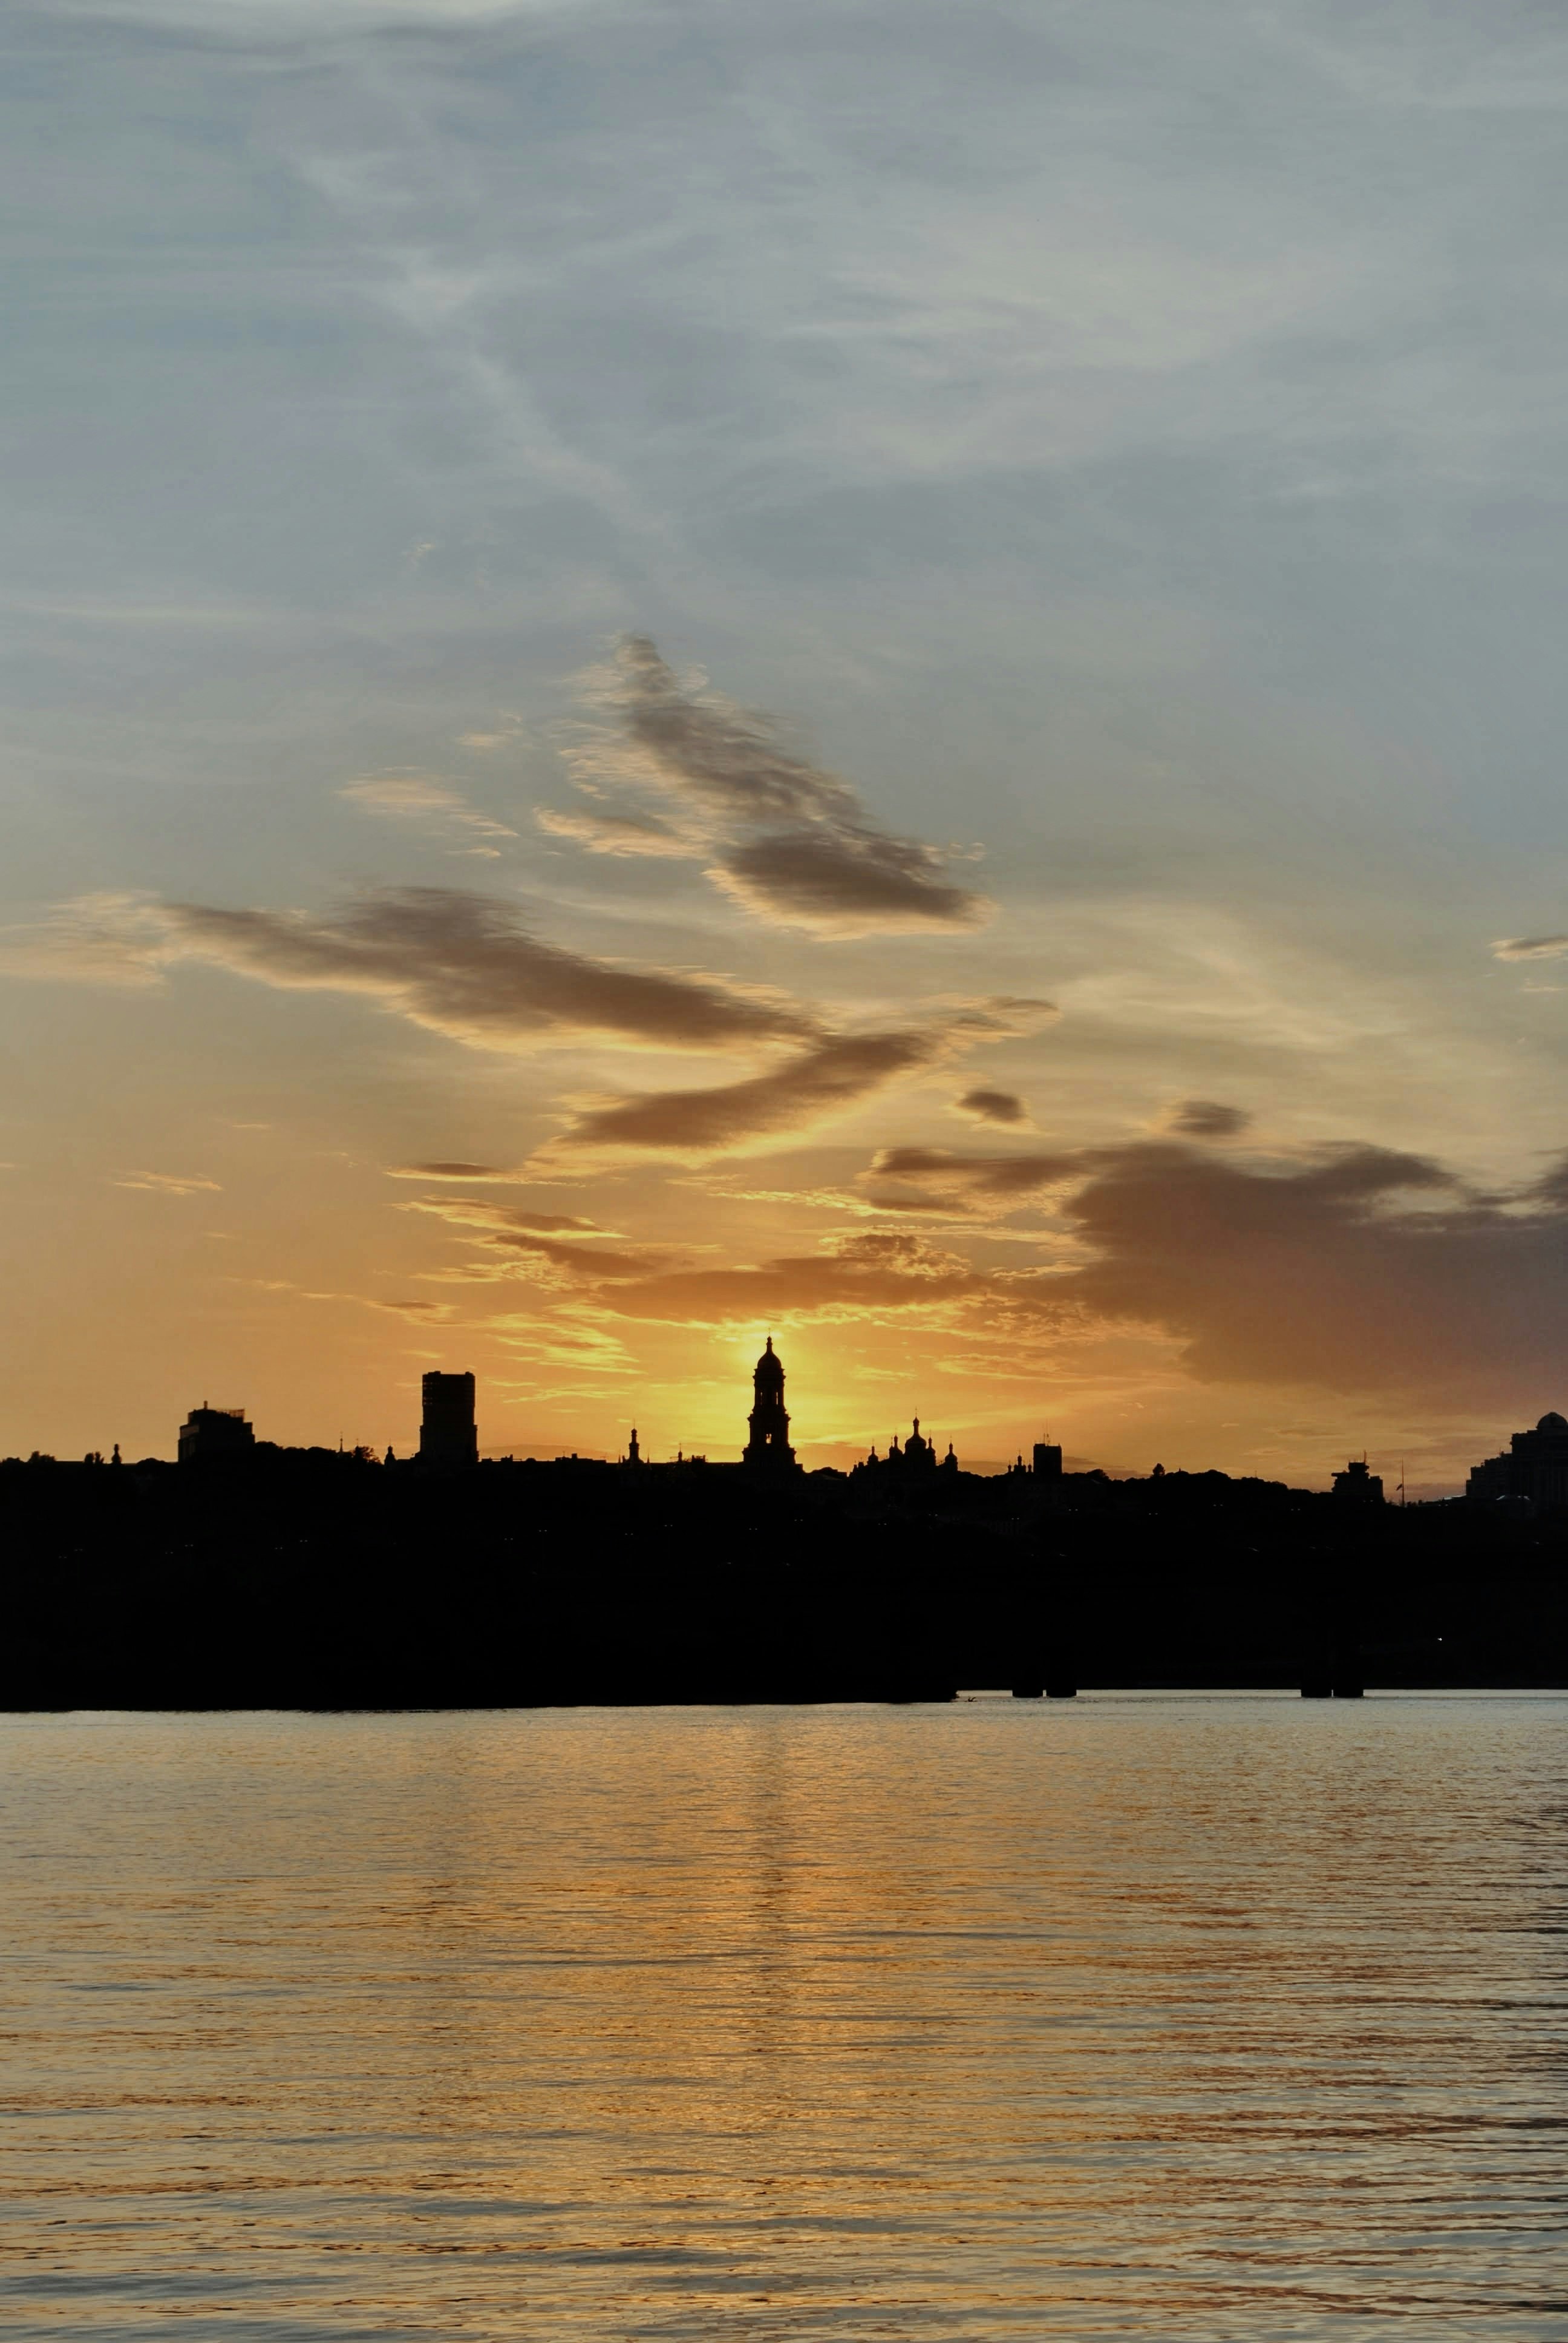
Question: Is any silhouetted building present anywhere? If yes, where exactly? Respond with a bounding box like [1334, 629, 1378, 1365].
[178, 1405, 255, 1466]
[1466, 1411, 1568, 1509]
[1332, 1457, 1383, 1504]
[625, 1427, 642, 1466]
[891, 1419, 938, 1472]
[743, 1337, 797, 1472]
[855, 1420, 960, 1478]
[420, 1371, 477, 1467]
[1033, 1441, 1063, 1480]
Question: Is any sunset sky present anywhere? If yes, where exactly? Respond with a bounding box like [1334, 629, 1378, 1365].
[5, 0, 1568, 1488]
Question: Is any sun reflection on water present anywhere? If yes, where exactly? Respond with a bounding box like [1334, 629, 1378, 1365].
[3, 1697, 1563, 2339]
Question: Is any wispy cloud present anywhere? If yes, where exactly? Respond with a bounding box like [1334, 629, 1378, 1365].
[384, 1160, 531, 1182]
[233, 1274, 459, 1322]
[593, 1231, 981, 1324]
[0, 894, 175, 988]
[114, 1169, 221, 1195]
[554, 1031, 943, 1157]
[400, 1193, 660, 1280]
[339, 772, 517, 856]
[535, 805, 694, 859]
[544, 637, 992, 936]
[2, 887, 816, 1055]
[549, 998, 1054, 1157]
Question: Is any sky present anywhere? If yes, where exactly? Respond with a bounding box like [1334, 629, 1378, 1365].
[4, 0, 1568, 1487]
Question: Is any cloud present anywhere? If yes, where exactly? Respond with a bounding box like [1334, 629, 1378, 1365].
[1160, 1099, 1252, 1138]
[388, 1161, 504, 1181]
[711, 827, 987, 934]
[401, 1195, 607, 1237]
[340, 772, 517, 856]
[1492, 933, 1568, 960]
[867, 1138, 1568, 1396]
[4, 890, 1043, 1162]
[554, 1030, 944, 1156]
[398, 1190, 604, 1246]
[0, 894, 175, 987]
[233, 1274, 459, 1322]
[385, 1161, 531, 1182]
[544, 636, 993, 936]
[593, 1231, 981, 1324]
[869, 1143, 1077, 1199]
[383, 1112, 1568, 1409]
[2, 887, 815, 1057]
[535, 805, 694, 859]
[399, 1193, 656, 1280]
[953, 1087, 1027, 1126]
[113, 1170, 222, 1196]
[546, 995, 1054, 1158]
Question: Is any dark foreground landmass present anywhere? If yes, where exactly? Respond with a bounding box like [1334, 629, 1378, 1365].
[2, 1452, 1564, 1706]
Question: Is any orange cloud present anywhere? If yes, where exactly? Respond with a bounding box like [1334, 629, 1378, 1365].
[593, 1231, 981, 1323]
[400, 1194, 656, 1280]
[952, 1086, 1027, 1126]
[113, 1170, 222, 1196]
[384, 1161, 528, 1182]
[1158, 1099, 1252, 1138]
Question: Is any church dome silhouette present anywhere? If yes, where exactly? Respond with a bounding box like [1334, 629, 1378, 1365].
[754, 1335, 785, 1386]
[1536, 1410, 1568, 1434]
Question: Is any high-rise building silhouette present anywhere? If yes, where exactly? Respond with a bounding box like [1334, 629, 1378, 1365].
[178, 1404, 255, 1466]
[743, 1336, 797, 1472]
[1033, 1441, 1063, 1480]
[420, 1371, 477, 1467]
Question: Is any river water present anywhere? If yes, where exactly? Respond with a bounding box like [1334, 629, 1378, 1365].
[2, 1698, 1563, 2340]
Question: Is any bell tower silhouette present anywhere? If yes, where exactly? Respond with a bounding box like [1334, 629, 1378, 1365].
[743, 1335, 797, 1471]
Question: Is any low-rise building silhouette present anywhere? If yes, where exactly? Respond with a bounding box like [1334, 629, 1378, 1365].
[420, 1371, 477, 1468]
[178, 1405, 255, 1466]
[1466, 1410, 1568, 1509]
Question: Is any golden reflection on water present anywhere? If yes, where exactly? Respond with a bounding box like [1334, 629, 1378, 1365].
[3, 1697, 1564, 2339]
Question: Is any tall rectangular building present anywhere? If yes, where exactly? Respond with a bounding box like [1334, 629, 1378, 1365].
[420, 1371, 477, 1467]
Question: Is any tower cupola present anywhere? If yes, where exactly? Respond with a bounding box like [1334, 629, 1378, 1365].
[743, 1335, 797, 1472]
